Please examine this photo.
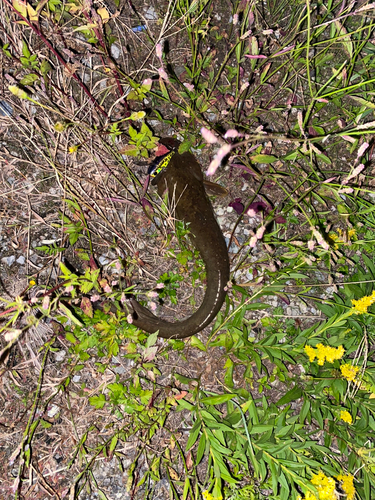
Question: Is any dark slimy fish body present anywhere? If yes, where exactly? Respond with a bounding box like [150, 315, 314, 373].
[130, 138, 230, 339]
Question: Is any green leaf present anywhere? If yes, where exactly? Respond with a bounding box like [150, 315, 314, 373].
[40, 60, 52, 76]
[22, 40, 31, 58]
[250, 154, 278, 163]
[89, 394, 106, 409]
[109, 435, 118, 452]
[59, 302, 84, 326]
[196, 433, 206, 464]
[128, 125, 138, 140]
[178, 140, 193, 154]
[120, 144, 138, 156]
[177, 399, 195, 411]
[350, 96, 375, 109]
[363, 472, 370, 499]
[182, 478, 190, 500]
[39, 419, 52, 429]
[249, 424, 275, 434]
[200, 394, 235, 405]
[210, 449, 236, 483]
[283, 150, 299, 160]
[19, 73, 39, 86]
[186, 422, 201, 450]
[276, 386, 303, 406]
[145, 331, 158, 348]
[279, 472, 290, 500]
[190, 335, 206, 351]
[299, 399, 311, 423]
[65, 332, 77, 344]
[174, 373, 196, 385]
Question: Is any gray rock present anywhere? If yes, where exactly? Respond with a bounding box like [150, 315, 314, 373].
[1, 255, 16, 266]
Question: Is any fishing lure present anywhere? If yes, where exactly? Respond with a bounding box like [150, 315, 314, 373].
[147, 151, 175, 178]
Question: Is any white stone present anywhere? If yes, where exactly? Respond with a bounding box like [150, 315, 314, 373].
[55, 350, 66, 362]
[110, 44, 121, 59]
[99, 255, 110, 265]
[144, 6, 157, 20]
[47, 404, 60, 418]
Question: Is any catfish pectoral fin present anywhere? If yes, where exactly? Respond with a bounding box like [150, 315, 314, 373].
[203, 180, 228, 197]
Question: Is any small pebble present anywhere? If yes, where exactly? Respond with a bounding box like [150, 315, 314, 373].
[55, 350, 66, 362]
[1, 255, 15, 266]
[110, 44, 121, 59]
[144, 6, 157, 20]
[47, 405, 60, 418]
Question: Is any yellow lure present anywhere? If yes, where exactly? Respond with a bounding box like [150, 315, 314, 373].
[148, 151, 175, 177]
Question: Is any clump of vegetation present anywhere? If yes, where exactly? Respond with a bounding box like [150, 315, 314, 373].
[1, 0, 375, 499]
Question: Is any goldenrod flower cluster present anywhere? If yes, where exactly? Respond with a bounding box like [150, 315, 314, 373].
[305, 344, 344, 365]
[329, 228, 356, 249]
[299, 493, 318, 500]
[202, 491, 222, 500]
[298, 471, 355, 500]
[311, 471, 336, 500]
[337, 474, 355, 500]
[340, 363, 359, 382]
[351, 291, 375, 314]
[340, 410, 353, 424]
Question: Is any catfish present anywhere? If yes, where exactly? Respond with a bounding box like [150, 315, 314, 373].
[130, 138, 230, 339]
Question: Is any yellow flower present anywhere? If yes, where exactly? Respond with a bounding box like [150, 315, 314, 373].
[328, 228, 356, 249]
[69, 144, 79, 153]
[305, 345, 316, 362]
[298, 493, 318, 500]
[326, 345, 344, 363]
[202, 491, 222, 500]
[29, 280, 36, 286]
[305, 344, 345, 366]
[340, 364, 359, 382]
[337, 474, 355, 500]
[299, 471, 356, 500]
[311, 471, 336, 500]
[202, 491, 212, 500]
[351, 291, 375, 314]
[340, 410, 352, 424]
[305, 493, 318, 500]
